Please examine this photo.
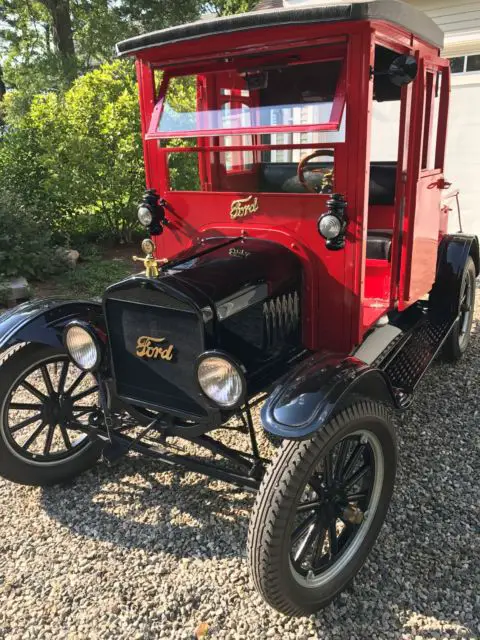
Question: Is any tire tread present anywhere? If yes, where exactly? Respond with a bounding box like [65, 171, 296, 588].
[247, 401, 395, 616]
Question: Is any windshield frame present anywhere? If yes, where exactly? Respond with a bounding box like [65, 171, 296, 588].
[146, 52, 347, 141]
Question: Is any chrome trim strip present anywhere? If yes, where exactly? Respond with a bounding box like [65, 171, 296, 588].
[204, 284, 269, 322]
[354, 324, 402, 365]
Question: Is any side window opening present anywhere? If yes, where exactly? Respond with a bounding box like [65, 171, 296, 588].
[421, 70, 443, 172]
[370, 46, 402, 163]
[368, 45, 402, 221]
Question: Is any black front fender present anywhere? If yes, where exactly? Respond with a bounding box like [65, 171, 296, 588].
[261, 352, 395, 440]
[0, 299, 104, 352]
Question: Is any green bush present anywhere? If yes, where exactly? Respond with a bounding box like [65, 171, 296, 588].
[0, 194, 65, 281]
[0, 61, 146, 243]
[0, 96, 66, 234]
[0, 61, 201, 245]
[50, 253, 132, 298]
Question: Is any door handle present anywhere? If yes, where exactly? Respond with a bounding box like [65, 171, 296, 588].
[437, 178, 452, 189]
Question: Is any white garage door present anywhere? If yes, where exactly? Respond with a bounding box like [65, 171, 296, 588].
[369, 77, 480, 237]
[445, 76, 480, 235]
[406, 1, 480, 235]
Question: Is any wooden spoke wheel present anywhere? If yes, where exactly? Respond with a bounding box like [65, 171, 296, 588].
[0, 344, 103, 486]
[247, 401, 397, 616]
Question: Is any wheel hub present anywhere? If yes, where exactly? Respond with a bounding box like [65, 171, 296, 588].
[323, 481, 364, 524]
[42, 393, 74, 426]
[324, 480, 346, 505]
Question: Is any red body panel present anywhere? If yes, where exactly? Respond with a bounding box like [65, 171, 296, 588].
[132, 16, 450, 355]
[406, 172, 442, 303]
[155, 192, 351, 352]
[398, 58, 450, 308]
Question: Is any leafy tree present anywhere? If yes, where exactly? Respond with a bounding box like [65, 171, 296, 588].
[0, 0, 74, 92]
[0, 62, 205, 239]
[60, 60, 146, 241]
[114, 0, 203, 36]
[0, 0, 260, 256]
[0, 60, 145, 242]
[0, 0, 205, 91]
[39, 0, 77, 81]
[208, 0, 257, 16]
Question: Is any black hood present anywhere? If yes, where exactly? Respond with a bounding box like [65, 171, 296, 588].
[103, 237, 303, 421]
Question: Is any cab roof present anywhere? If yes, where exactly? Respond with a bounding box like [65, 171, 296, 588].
[116, 0, 444, 58]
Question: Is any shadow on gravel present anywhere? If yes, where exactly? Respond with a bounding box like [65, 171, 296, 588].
[41, 454, 255, 560]
[40, 328, 479, 637]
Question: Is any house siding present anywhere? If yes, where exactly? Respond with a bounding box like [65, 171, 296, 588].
[427, 3, 480, 35]
[406, 1, 480, 236]
[408, 1, 480, 36]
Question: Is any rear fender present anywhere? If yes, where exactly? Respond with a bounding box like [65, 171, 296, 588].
[430, 234, 479, 317]
[261, 352, 396, 440]
[0, 299, 104, 352]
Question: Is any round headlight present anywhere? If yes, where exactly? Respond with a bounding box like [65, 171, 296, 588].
[197, 354, 245, 408]
[64, 323, 101, 371]
[138, 205, 153, 227]
[318, 214, 342, 240]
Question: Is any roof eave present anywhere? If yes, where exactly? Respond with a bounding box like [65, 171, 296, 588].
[116, 1, 444, 59]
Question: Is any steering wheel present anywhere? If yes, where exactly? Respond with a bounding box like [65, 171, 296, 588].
[297, 149, 335, 194]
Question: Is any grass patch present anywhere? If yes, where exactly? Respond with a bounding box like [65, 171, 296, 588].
[52, 256, 132, 298]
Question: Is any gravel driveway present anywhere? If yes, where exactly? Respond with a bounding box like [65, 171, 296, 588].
[0, 297, 479, 640]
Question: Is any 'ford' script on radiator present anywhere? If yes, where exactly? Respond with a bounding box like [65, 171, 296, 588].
[229, 195, 259, 219]
[136, 336, 174, 361]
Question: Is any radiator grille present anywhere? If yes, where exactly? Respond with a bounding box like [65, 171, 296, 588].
[263, 291, 300, 349]
[106, 298, 207, 418]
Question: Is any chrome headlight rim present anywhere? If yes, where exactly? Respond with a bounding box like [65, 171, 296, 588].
[63, 320, 103, 372]
[318, 213, 343, 240]
[196, 351, 247, 409]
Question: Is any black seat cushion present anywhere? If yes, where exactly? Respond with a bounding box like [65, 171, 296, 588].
[367, 230, 393, 260]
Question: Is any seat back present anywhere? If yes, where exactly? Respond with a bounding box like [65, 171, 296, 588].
[259, 162, 331, 194]
[258, 161, 397, 204]
[369, 162, 397, 205]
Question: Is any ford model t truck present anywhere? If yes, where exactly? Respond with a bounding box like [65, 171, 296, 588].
[0, 0, 477, 616]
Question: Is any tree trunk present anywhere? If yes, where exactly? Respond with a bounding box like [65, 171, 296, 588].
[39, 0, 77, 82]
[0, 65, 5, 101]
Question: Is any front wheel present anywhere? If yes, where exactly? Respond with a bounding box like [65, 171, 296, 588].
[247, 401, 397, 616]
[0, 343, 103, 486]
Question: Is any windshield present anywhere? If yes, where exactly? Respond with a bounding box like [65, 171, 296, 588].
[148, 58, 346, 139]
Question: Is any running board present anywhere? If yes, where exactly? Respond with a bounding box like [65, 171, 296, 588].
[381, 315, 454, 407]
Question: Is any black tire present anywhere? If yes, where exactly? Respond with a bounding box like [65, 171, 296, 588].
[442, 256, 476, 362]
[247, 401, 397, 616]
[0, 343, 103, 486]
